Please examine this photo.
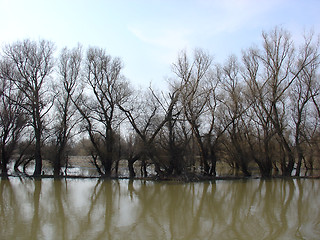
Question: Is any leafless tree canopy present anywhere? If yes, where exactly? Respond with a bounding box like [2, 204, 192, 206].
[1, 27, 320, 179]
[1, 39, 55, 176]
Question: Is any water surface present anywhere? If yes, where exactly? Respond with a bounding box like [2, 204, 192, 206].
[0, 178, 319, 240]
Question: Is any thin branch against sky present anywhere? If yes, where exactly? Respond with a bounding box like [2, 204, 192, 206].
[0, 0, 319, 90]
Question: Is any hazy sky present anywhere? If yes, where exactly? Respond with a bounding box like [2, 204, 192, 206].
[0, 0, 319, 89]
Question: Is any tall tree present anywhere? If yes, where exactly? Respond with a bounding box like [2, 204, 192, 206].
[0, 63, 26, 176]
[290, 32, 320, 176]
[51, 45, 82, 176]
[2, 39, 55, 176]
[242, 48, 279, 177]
[243, 27, 319, 176]
[75, 47, 130, 176]
[219, 56, 252, 176]
[173, 49, 213, 175]
[118, 87, 181, 177]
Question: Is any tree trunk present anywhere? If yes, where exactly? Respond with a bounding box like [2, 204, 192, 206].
[103, 128, 114, 176]
[128, 160, 136, 178]
[141, 159, 147, 178]
[295, 146, 303, 176]
[257, 161, 272, 178]
[54, 148, 63, 177]
[33, 103, 43, 176]
[1, 148, 9, 177]
[33, 132, 42, 176]
[282, 148, 295, 176]
[240, 158, 251, 177]
[273, 105, 294, 176]
[102, 157, 112, 177]
[209, 150, 217, 176]
[53, 155, 62, 177]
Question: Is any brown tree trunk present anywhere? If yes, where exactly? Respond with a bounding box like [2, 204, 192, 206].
[295, 146, 303, 176]
[33, 130, 42, 176]
[209, 150, 217, 176]
[1, 146, 8, 177]
[128, 159, 136, 178]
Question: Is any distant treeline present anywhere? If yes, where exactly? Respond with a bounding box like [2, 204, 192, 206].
[1, 27, 320, 179]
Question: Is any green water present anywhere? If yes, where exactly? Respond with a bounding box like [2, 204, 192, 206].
[0, 178, 319, 240]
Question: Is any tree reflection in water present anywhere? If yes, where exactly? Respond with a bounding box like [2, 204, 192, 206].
[0, 178, 319, 240]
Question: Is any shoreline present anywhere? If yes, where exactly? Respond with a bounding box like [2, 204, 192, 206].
[1, 173, 320, 182]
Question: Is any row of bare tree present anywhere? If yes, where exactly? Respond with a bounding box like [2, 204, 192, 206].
[1, 27, 320, 178]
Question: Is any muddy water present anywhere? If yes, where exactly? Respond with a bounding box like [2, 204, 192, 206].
[0, 178, 319, 240]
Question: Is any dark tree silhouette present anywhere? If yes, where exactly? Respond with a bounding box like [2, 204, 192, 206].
[1, 39, 54, 176]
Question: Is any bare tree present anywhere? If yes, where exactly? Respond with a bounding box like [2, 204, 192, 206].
[172, 49, 213, 175]
[260, 28, 297, 176]
[290, 32, 320, 176]
[75, 47, 130, 177]
[242, 27, 319, 176]
[0, 63, 26, 176]
[156, 87, 187, 176]
[119, 87, 181, 177]
[242, 48, 277, 177]
[218, 56, 253, 176]
[50, 45, 82, 176]
[1, 39, 55, 176]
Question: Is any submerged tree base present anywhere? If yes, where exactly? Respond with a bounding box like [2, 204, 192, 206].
[2, 171, 320, 183]
[4, 156, 320, 182]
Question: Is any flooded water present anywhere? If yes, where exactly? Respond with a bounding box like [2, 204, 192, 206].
[0, 178, 319, 240]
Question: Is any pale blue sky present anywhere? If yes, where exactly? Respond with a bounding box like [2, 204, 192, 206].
[0, 0, 319, 89]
